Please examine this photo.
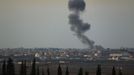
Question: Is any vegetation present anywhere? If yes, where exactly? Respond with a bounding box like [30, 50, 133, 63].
[112, 66, 116, 75]
[20, 60, 27, 75]
[78, 67, 83, 75]
[47, 66, 50, 75]
[65, 66, 69, 75]
[118, 68, 123, 75]
[57, 65, 62, 75]
[7, 58, 15, 75]
[30, 58, 36, 75]
[2, 60, 6, 75]
[96, 64, 101, 75]
[0, 58, 125, 75]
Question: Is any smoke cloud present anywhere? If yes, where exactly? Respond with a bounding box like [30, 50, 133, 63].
[68, 0, 95, 49]
[68, 0, 85, 11]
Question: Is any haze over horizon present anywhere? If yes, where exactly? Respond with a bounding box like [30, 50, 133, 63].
[0, 0, 134, 49]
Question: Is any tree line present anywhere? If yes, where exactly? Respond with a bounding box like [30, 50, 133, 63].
[1, 58, 123, 75]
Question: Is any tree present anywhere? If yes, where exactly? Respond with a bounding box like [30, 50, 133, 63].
[20, 60, 27, 75]
[78, 68, 83, 75]
[42, 68, 45, 75]
[47, 67, 50, 75]
[112, 66, 116, 75]
[37, 66, 40, 75]
[65, 66, 69, 75]
[20, 61, 24, 75]
[23, 60, 27, 75]
[7, 58, 15, 75]
[85, 72, 89, 75]
[96, 64, 101, 75]
[30, 58, 36, 75]
[57, 65, 62, 75]
[2, 60, 6, 75]
[118, 68, 122, 75]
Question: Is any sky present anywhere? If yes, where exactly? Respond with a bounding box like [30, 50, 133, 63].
[0, 0, 134, 48]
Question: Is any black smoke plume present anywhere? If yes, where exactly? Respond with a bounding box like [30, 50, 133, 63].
[68, 0, 95, 49]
